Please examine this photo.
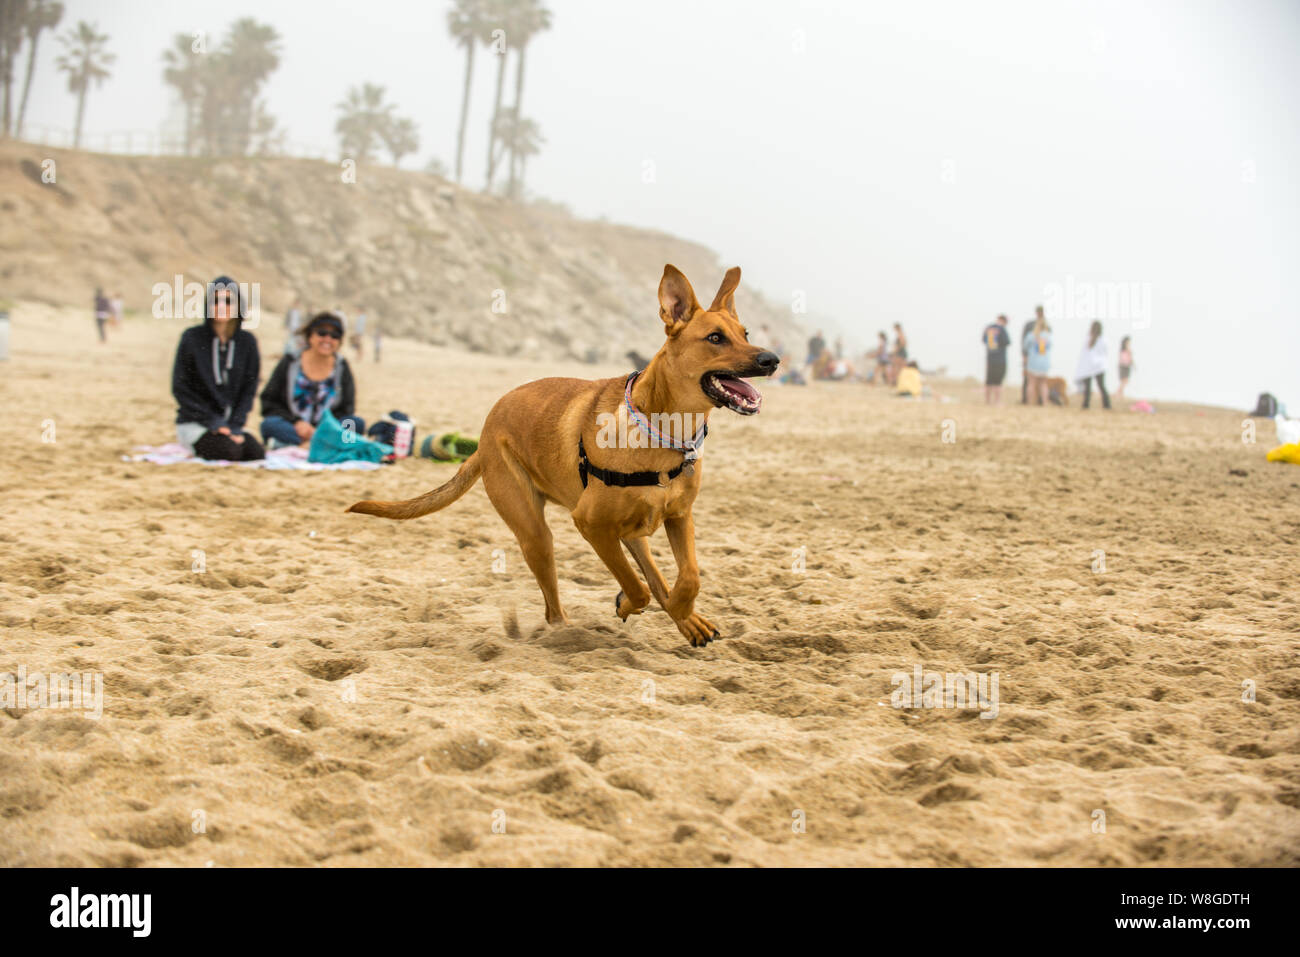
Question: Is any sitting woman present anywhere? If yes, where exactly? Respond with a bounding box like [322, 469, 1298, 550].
[260, 311, 365, 448]
[171, 275, 265, 461]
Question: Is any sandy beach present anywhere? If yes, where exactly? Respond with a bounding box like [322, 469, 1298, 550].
[1, 303, 1297, 867]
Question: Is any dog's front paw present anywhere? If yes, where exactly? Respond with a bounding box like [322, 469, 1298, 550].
[615, 589, 649, 621]
[677, 613, 720, 647]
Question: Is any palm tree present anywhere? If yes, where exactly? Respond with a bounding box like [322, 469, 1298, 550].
[0, 0, 29, 136]
[183, 19, 281, 156]
[493, 108, 543, 199]
[15, 0, 62, 139]
[221, 18, 280, 155]
[383, 115, 419, 167]
[54, 20, 112, 148]
[446, 0, 488, 184]
[506, 0, 550, 197]
[193, 50, 236, 155]
[483, 0, 515, 191]
[161, 31, 201, 154]
[248, 100, 283, 155]
[335, 83, 394, 163]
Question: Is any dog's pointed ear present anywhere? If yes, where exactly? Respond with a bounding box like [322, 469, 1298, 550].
[709, 266, 741, 315]
[658, 264, 700, 333]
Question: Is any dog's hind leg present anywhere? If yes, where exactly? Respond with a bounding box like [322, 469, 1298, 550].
[482, 458, 566, 625]
[663, 512, 720, 647]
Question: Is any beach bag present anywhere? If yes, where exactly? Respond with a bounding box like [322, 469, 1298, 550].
[1250, 393, 1279, 417]
[310, 409, 392, 464]
[367, 411, 416, 458]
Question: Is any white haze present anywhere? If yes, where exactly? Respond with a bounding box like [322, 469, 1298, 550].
[22, 0, 1300, 409]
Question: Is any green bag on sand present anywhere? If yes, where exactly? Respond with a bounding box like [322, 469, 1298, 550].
[420, 432, 479, 463]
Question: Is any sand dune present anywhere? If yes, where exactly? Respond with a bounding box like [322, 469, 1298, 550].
[1, 304, 1297, 866]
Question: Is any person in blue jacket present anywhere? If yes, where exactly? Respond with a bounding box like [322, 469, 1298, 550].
[1025, 315, 1053, 406]
[171, 275, 265, 461]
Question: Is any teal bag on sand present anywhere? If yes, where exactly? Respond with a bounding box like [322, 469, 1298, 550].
[308, 409, 393, 464]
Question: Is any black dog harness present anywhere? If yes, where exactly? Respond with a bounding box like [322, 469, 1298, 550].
[577, 373, 708, 489]
[578, 437, 701, 488]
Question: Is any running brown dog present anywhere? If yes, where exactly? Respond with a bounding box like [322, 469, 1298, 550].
[347, 265, 779, 647]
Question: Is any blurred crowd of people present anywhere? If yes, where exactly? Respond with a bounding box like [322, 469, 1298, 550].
[981, 307, 1134, 408]
[742, 309, 1137, 410]
[751, 323, 922, 394]
[111, 280, 1143, 469]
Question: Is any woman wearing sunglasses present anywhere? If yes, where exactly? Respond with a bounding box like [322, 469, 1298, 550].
[259, 311, 365, 448]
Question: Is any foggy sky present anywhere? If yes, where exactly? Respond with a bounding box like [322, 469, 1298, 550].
[20, 0, 1300, 409]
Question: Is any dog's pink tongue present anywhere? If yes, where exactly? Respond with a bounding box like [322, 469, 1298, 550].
[719, 376, 760, 402]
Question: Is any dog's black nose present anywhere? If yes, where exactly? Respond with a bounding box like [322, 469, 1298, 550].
[754, 351, 780, 373]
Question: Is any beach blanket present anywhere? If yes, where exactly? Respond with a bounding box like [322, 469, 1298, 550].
[124, 443, 385, 471]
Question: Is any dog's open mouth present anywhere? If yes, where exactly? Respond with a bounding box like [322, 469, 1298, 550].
[701, 371, 763, 415]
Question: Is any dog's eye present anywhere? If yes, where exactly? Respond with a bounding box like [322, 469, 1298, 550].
[706, 332, 727, 345]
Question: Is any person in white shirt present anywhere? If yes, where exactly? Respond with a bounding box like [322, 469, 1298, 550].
[1074, 321, 1111, 410]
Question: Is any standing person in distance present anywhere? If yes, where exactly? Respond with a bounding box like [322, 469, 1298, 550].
[93, 288, 111, 343]
[1025, 314, 1053, 406]
[982, 314, 1011, 404]
[352, 304, 367, 360]
[283, 297, 304, 357]
[1074, 320, 1111, 410]
[1021, 305, 1044, 404]
[1116, 335, 1134, 402]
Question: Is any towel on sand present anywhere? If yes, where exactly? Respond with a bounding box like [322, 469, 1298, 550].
[125, 443, 384, 471]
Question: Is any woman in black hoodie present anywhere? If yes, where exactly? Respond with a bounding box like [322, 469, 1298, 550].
[171, 276, 265, 461]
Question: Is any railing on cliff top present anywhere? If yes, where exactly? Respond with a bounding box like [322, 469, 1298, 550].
[13, 125, 336, 162]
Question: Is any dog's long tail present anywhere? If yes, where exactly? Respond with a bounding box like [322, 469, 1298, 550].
[346, 453, 483, 520]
